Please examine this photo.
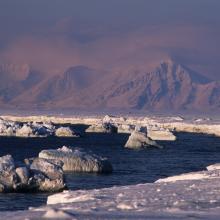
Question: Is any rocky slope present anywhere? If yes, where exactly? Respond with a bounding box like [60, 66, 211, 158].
[0, 60, 220, 112]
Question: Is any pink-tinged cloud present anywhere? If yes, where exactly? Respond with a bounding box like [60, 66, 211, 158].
[0, 36, 82, 75]
[0, 20, 219, 79]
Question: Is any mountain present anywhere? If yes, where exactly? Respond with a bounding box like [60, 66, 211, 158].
[0, 64, 44, 103]
[11, 65, 105, 106]
[1, 60, 220, 112]
[88, 60, 219, 111]
[36, 65, 103, 102]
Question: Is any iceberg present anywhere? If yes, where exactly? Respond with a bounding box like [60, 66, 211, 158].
[55, 127, 79, 137]
[147, 129, 176, 141]
[16, 124, 35, 137]
[117, 124, 135, 133]
[0, 155, 65, 193]
[86, 122, 118, 133]
[125, 131, 162, 149]
[39, 146, 113, 173]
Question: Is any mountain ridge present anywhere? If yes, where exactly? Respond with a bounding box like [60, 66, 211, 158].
[0, 60, 220, 112]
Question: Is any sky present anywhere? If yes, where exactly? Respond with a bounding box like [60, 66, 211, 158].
[0, 0, 220, 79]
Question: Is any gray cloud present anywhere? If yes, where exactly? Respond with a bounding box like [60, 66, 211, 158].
[0, 0, 220, 79]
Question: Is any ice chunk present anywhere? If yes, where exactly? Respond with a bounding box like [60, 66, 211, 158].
[155, 169, 220, 183]
[0, 154, 65, 193]
[206, 163, 220, 171]
[0, 155, 18, 191]
[147, 129, 176, 141]
[16, 124, 34, 137]
[39, 146, 113, 173]
[15, 167, 29, 185]
[26, 158, 64, 180]
[55, 127, 79, 137]
[86, 123, 117, 133]
[125, 131, 162, 149]
[43, 208, 74, 219]
[117, 124, 135, 133]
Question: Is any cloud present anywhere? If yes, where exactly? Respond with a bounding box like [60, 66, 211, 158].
[0, 35, 82, 74]
[0, 19, 219, 79]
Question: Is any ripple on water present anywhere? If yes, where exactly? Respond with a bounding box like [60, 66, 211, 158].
[0, 131, 220, 211]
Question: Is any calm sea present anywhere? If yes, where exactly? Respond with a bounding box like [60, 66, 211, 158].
[0, 125, 220, 211]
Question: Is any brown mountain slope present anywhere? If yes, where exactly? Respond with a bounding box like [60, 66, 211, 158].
[0, 64, 44, 103]
[10, 65, 105, 107]
[3, 60, 220, 112]
[93, 61, 217, 110]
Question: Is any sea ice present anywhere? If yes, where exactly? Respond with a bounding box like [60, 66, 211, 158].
[45, 167, 220, 219]
[147, 129, 176, 141]
[1, 159, 220, 219]
[206, 163, 220, 171]
[125, 131, 162, 149]
[117, 124, 135, 133]
[86, 122, 118, 133]
[55, 127, 79, 137]
[0, 155, 65, 193]
[39, 146, 113, 173]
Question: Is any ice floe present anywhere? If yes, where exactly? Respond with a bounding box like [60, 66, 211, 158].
[1, 114, 220, 137]
[147, 129, 176, 141]
[86, 122, 118, 133]
[43, 166, 220, 219]
[55, 127, 79, 137]
[39, 146, 113, 173]
[0, 117, 78, 138]
[125, 131, 162, 149]
[0, 155, 65, 193]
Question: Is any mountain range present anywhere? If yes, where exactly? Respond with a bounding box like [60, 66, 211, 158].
[0, 59, 220, 112]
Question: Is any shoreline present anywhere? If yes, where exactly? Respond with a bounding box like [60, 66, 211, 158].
[1, 114, 220, 137]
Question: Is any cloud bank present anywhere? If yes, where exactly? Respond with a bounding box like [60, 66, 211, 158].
[0, 0, 219, 79]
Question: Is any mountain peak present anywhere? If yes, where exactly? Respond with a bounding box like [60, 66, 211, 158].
[156, 59, 212, 84]
[160, 58, 176, 67]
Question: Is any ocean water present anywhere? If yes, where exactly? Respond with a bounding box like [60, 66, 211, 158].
[0, 125, 220, 211]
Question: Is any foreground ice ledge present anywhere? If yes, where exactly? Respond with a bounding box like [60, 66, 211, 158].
[2, 164, 220, 219]
[47, 164, 220, 206]
[43, 164, 220, 219]
[156, 163, 220, 183]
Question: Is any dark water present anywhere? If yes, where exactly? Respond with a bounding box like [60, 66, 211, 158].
[0, 125, 220, 211]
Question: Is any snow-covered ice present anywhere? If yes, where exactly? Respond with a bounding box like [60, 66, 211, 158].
[3, 166, 220, 219]
[206, 163, 220, 171]
[0, 155, 65, 193]
[156, 169, 220, 183]
[2, 114, 220, 137]
[55, 127, 79, 137]
[125, 131, 162, 149]
[86, 122, 118, 133]
[43, 167, 220, 219]
[0, 117, 78, 138]
[0, 114, 220, 219]
[147, 129, 176, 141]
[39, 146, 113, 173]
